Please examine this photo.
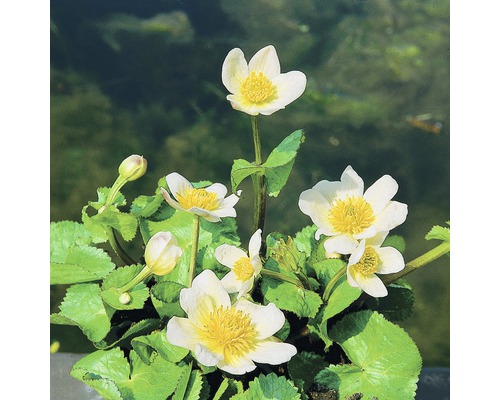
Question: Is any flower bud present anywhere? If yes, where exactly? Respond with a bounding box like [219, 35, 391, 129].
[269, 236, 305, 273]
[118, 154, 147, 182]
[119, 292, 131, 304]
[145, 231, 183, 276]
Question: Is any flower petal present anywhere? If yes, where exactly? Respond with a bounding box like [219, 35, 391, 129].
[205, 182, 227, 200]
[161, 187, 185, 212]
[269, 70, 307, 109]
[350, 268, 388, 297]
[219, 192, 241, 210]
[365, 231, 389, 247]
[217, 355, 256, 375]
[248, 45, 280, 77]
[195, 343, 223, 367]
[339, 166, 364, 197]
[188, 206, 222, 222]
[249, 339, 297, 365]
[166, 172, 192, 200]
[310, 180, 343, 205]
[348, 239, 366, 266]
[220, 271, 241, 293]
[235, 300, 285, 339]
[324, 234, 358, 255]
[363, 174, 398, 214]
[215, 244, 248, 268]
[248, 229, 262, 259]
[222, 48, 249, 94]
[372, 201, 408, 232]
[298, 187, 333, 235]
[376, 246, 405, 274]
[226, 93, 260, 116]
[166, 317, 198, 351]
[180, 270, 230, 323]
[191, 270, 231, 307]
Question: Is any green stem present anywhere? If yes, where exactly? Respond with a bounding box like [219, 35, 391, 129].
[102, 175, 137, 265]
[107, 228, 137, 265]
[251, 115, 267, 235]
[382, 241, 450, 285]
[117, 265, 152, 294]
[260, 268, 304, 288]
[105, 175, 128, 207]
[188, 215, 201, 287]
[322, 265, 347, 302]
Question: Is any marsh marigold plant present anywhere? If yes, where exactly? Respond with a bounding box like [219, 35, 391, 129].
[50, 43, 449, 400]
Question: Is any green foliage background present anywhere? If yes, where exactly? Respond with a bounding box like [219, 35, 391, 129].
[50, 0, 449, 366]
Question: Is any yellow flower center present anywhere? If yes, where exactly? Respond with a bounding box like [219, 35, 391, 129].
[353, 246, 379, 275]
[328, 195, 375, 235]
[233, 257, 254, 281]
[176, 187, 220, 211]
[200, 306, 257, 363]
[240, 71, 276, 104]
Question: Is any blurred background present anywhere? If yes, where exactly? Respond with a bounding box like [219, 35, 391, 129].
[50, 0, 449, 367]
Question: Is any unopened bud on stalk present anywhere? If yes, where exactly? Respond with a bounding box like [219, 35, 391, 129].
[118, 155, 147, 182]
[119, 292, 131, 304]
[145, 231, 183, 276]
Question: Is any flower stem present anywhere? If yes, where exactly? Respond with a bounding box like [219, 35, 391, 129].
[100, 175, 137, 265]
[322, 265, 347, 302]
[107, 227, 137, 265]
[382, 241, 450, 285]
[260, 268, 305, 288]
[251, 115, 267, 235]
[117, 265, 152, 294]
[105, 175, 128, 207]
[188, 215, 201, 287]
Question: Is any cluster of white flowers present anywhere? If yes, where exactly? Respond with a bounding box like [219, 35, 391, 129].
[299, 165, 408, 297]
[155, 171, 296, 375]
[144, 45, 409, 378]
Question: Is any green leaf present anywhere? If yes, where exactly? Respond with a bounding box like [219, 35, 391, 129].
[100, 265, 150, 310]
[171, 362, 193, 400]
[240, 373, 301, 400]
[57, 283, 114, 342]
[382, 234, 406, 253]
[50, 244, 115, 285]
[94, 319, 161, 350]
[365, 279, 414, 322]
[230, 158, 263, 193]
[50, 221, 115, 284]
[150, 281, 185, 318]
[308, 275, 362, 350]
[50, 221, 93, 262]
[130, 194, 164, 218]
[288, 352, 329, 394]
[426, 223, 450, 242]
[100, 284, 149, 311]
[315, 310, 422, 399]
[82, 204, 138, 243]
[71, 348, 185, 400]
[131, 328, 189, 364]
[261, 277, 322, 318]
[213, 378, 243, 400]
[293, 225, 317, 258]
[70, 348, 129, 400]
[261, 129, 305, 197]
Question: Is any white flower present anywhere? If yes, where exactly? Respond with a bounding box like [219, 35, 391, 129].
[166, 269, 297, 375]
[345, 231, 405, 297]
[215, 229, 262, 298]
[144, 231, 183, 276]
[161, 172, 241, 222]
[222, 45, 306, 116]
[298, 165, 408, 255]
